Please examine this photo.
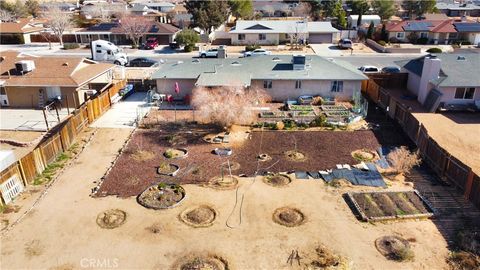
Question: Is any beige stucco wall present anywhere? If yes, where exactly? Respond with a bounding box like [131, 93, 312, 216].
[88, 70, 113, 84]
[155, 79, 196, 97]
[439, 87, 480, 104]
[4, 86, 80, 108]
[231, 33, 280, 45]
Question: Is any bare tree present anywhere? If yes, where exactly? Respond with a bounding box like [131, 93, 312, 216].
[293, 3, 310, 17]
[85, 4, 126, 21]
[387, 146, 421, 175]
[42, 6, 72, 46]
[0, 8, 15, 22]
[191, 86, 270, 127]
[119, 15, 150, 48]
[262, 5, 275, 17]
[40, 30, 55, 50]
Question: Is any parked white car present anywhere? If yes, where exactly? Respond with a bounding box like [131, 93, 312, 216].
[199, 48, 219, 58]
[243, 49, 272, 57]
[338, 38, 353, 49]
[358, 65, 380, 73]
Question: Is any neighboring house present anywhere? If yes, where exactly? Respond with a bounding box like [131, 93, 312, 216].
[39, 2, 77, 13]
[253, 1, 294, 17]
[81, 3, 127, 20]
[75, 21, 180, 45]
[396, 54, 480, 111]
[453, 22, 480, 45]
[0, 51, 115, 109]
[436, 2, 480, 17]
[0, 18, 45, 44]
[130, 1, 175, 12]
[348, 15, 382, 29]
[386, 19, 459, 44]
[151, 55, 367, 101]
[230, 20, 339, 45]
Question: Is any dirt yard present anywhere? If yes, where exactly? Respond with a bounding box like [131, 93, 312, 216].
[0, 128, 451, 269]
[98, 123, 381, 197]
[413, 112, 480, 175]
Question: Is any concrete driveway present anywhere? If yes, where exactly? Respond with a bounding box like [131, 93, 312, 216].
[90, 92, 152, 129]
[310, 43, 346, 56]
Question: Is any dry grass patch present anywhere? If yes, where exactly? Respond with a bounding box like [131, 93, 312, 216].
[448, 251, 480, 270]
[24, 239, 43, 258]
[375, 235, 414, 262]
[207, 175, 239, 190]
[273, 207, 305, 227]
[171, 253, 229, 270]
[96, 209, 127, 229]
[131, 150, 155, 162]
[263, 174, 292, 187]
[351, 149, 377, 162]
[180, 205, 217, 228]
[284, 150, 306, 162]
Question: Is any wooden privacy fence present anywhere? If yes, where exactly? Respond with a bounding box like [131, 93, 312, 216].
[0, 80, 126, 204]
[362, 79, 480, 209]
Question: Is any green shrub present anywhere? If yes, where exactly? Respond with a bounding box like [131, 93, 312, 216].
[282, 119, 296, 130]
[377, 40, 387, 46]
[310, 114, 327, 127]
[63, 43, 80, 50]
[416, 37, 429, 45]
[184, 44, 194, 52]
[245, 44, 261, 51]
[426, 47, 442, 53]
[175, 29, 200, 52]
[453, 40, 472, 46]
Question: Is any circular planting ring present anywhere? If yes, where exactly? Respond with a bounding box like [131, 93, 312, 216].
[220, 161, 240, 171]
[263, 174, 292, 187]
[257, 153, 272, 162]
[207, 175, 239, 190]
[351, 149, 378, 162]
[273, 207, 305, 227]
[180, 205, 217, 228]
[96, 209, 127, 229]
[163, 148, 188, 159]
[375, 235, 412, 261]
[172, 254, 229, 270]
[137, 184, 186, 210]
[284, 150, 306, 162]
[157, 163, 180, 176]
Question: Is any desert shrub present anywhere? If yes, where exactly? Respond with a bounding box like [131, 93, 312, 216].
[389, 37, 400, 43]
[63, 43, 80, 50]
[416, 37, 429, 44]
[387, 146, 421, 174]
[378, 40, 387, 46]
[426, 47, 442, 53]
[395, 247, 415, 262]
[310, 114, 327, 127]
[245, 44, 261, 51]
[191, 86, 271, 127]
[282, 119, 296, 130]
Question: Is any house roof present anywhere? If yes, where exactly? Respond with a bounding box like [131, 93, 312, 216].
[230, 20, 338, 34]
[0, 18, 44, 34]
[395, 53, 480, 87]
[80, 21, 179, 34]
[436, 2, 480, 11]
[0, 51, 115, 87]
[386, 20, 458, 33]
[152, 55, 367, 84]
[423, 13, 449, 20]
[454, 22, 480, 32]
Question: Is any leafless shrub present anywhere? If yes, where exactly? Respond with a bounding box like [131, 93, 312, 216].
[387, 146, 421, 175]
[119, 15, 150, 48]
[191, 86, 270, 127]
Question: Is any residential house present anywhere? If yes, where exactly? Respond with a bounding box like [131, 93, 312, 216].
[230, 20, 339, 45]
[386, 19, 459, 44]
[151, 55, 367, 102]
[130, 1, 175, 13]
[348, 15, 382, 29]
[81, 2, 127, 20]
[253, 1, 294, 17]
[0, 18, 45, 44]
[453, 22, 480, 45]
[436, 2, 480, 17]
[396, 54, 480, 111]
[0, 51, 115, 109]
[75, 21, 180, 45]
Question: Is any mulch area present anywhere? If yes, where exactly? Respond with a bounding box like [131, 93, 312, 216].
[97, 123, 381, 197]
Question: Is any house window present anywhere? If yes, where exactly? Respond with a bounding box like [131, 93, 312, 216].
[331, 81, 343, 92]
[295, 80, 302, 89]
[455, 87, 475, 99]
[259, 33, 266, 40]
[420, 32, 428, 39]
[263, 80, 272, 89]
[238, 34, 245, 40]
[396, 32, 405, 39]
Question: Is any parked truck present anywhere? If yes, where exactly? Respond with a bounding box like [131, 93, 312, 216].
[90, 40, 128, 66]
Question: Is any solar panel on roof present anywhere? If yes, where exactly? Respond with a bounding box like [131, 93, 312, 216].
[454, 23, 480, 32]
[88, 23, 118, 31]
[403, 21, 432, 31]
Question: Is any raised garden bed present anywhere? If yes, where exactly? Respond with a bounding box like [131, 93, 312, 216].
[138, 183, 186, 209]
[259, 111, 287, 118]
[164, 148, 188, 159]
[320, 105, 348, 111]
[179, 205, 217, 228]
[288, 104, 314, 112]
[96, 209, 127, 229]
[157, 163, 180, 176]
[263, 174, 292, 187]
[272, 207, 305, 227]
[347, 190, 434, 222]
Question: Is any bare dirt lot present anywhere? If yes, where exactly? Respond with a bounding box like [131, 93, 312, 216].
[98, 123, 381, 197]
[0, 128, 451, 269]
[413, 112, 480, 175]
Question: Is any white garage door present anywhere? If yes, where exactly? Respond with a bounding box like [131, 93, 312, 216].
[1, 174, 24, 204]
[309, 33, 333, 44]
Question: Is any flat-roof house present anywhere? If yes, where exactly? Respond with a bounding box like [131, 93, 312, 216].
[436, 2, 480, 17]
[152, 55, 367, 102]
[396, 53, 480, 111]
[0, 51, 115, 109]
[75, 21, 180, 45]
[229, 20, 339, 45]
[0, 18, 45, 44]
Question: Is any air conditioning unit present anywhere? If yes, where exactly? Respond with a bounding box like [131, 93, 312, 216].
[15, 60, 35, 74]
[85, 90, 97, 96]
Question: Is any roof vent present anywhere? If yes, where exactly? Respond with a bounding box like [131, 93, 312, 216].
[457, 55, 466, 61]
[272, 57, 281, 62]
[62, 62, 69, 66]
[231, 61, 241, 66]
[15, 60, 35, 74]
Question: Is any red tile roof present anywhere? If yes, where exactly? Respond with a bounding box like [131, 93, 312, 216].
[386, 20, 457, 33]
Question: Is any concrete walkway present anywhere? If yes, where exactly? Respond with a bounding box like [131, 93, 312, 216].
[90, 92, 152, 129]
